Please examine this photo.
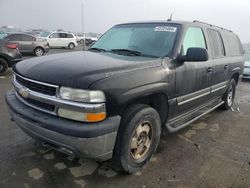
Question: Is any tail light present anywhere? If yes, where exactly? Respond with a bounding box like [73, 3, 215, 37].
[6, 44, 18, 49]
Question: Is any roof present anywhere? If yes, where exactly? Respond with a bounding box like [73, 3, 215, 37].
[115, 20, 233, 33]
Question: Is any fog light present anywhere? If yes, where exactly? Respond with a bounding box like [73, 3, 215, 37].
[58, 108, 106, 122]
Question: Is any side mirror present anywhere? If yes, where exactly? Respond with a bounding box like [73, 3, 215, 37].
[179, 47, 209, 62]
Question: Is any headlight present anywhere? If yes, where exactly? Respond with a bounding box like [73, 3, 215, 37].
[59, 87, 105, 103]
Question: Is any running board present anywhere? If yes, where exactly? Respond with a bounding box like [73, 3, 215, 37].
[166, 100, 224, 133]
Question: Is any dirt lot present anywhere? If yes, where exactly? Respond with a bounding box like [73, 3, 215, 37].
[0, 49, 250, 188]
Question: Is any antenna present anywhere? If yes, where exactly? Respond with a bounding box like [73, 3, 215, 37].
[167, 13, 173, 21]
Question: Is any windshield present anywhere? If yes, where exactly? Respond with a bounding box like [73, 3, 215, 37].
[91, 23, 179, 57]
[245, 53, 250, 61]
[39, 31, 51, 37]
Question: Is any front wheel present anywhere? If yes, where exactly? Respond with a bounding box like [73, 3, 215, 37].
[221, 79, 236, 110]
[113, 104, 161, 174]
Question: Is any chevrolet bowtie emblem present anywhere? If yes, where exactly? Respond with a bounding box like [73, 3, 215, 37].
[18, 87, 29, 99]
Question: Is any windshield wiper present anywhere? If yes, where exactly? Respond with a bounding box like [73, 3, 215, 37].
[88, 47, 106, 52]
[111, 49, 141, 56]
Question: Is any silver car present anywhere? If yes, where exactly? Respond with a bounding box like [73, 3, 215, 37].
[4, 33, 49, 56]
[243, 53, 250, 79]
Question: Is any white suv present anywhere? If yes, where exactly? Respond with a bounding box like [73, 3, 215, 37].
[46, 32, 78, 49]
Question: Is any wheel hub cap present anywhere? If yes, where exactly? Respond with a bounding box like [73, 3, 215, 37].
[227, 85, 233, 106]
[130, 121, 152, 160]
[0, 65, 3, 71]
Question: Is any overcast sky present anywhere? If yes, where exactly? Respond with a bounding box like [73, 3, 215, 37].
[0, 0, 249, 42]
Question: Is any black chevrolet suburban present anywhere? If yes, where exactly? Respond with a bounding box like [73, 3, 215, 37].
[6, 20, 244, 173]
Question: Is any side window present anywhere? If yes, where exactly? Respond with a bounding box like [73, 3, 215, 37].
[182, 27, 206, 55]
[49, 33, 59, 38]
[59, 33, 67, 38]
[6, 34, 21, 41]
[67, 34, 73, 38]
[22, 34, 35, 41]
[207, 29, 225, 58]
[223, 33, 243, 56]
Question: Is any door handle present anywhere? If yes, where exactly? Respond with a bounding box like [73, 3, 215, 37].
[207, 67, 212, 73]
[224, 65, 229, 69]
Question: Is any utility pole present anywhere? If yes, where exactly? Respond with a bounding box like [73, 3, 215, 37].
[81, 2, 86, 49]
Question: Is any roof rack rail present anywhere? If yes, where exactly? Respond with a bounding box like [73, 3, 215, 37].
[193, 20, 232, 32]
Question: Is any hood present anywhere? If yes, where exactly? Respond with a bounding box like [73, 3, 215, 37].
[13, 51, 162, 88]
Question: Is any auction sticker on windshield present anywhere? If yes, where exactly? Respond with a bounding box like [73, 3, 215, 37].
[154, 26, 177, 32]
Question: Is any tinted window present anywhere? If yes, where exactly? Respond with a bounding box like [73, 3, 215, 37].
[5, 34, 22, 41]
[222, 32, 243, 56]
[183, 27, 206, 55]
[59, 33, 67, 38]
[22, 34, 35, 41]
[67, 34, 73, 38]
[207, 29, 225, 58]
[50, 33, 59, 38]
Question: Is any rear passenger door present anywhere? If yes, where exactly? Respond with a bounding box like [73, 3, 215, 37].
[207, 29, 229, 97]
[20, 34, 36, 53]
[59, 33, 68, 47]
[175, 27, 212, 115]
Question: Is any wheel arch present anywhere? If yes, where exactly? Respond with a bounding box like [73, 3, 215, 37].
[231, 72, 240, 85]
[120, 92, 169, 126]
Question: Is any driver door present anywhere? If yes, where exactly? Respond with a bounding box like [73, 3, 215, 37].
[174, 27, 212, 116]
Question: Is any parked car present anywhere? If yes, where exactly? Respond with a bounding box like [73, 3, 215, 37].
[76, 34, 85, 44]
[0, 31, 7, 39]
[4, 33, 49, 56]
[42, 32, 78, 49]
[0, 39, 22, 75]
[6, 20, 244, 173]
[243, 53, 250, 79]
[85, 36, 98, 46]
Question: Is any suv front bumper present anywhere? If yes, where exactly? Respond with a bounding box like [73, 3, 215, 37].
[6, 90, 121, 161]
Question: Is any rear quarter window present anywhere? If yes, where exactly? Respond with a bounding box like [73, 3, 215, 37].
[222, 32, 243, 56]
[67, 34, 74, 38]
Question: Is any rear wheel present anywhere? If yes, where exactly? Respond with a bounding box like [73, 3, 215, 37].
[34, 47, 44, 56]
[0, 58, 8, 76]
[113, 104, 161, 173]
[68, 43, 75, 49]
[221, 79, 236, 110]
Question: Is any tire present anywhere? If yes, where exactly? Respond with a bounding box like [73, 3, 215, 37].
[0, 58, 8, 76]
[220, 79, 236, 110]
[80, 39, 84, 44]
[68, 43, 75, 49]
[112, 104, 161, 174]
[34, 47, 44, 56]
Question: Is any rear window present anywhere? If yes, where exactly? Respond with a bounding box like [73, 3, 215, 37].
[222, 32, 243, 56]
[207, 29, 225, 58]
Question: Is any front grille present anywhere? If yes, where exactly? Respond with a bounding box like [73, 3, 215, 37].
[20, 94, 55, 112]
[16, 75, 57, 96]
[243, 74, 250, 77]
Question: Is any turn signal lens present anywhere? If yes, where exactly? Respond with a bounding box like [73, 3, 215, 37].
[58, 108, 106, 122]
[86, 112, 106, 122]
